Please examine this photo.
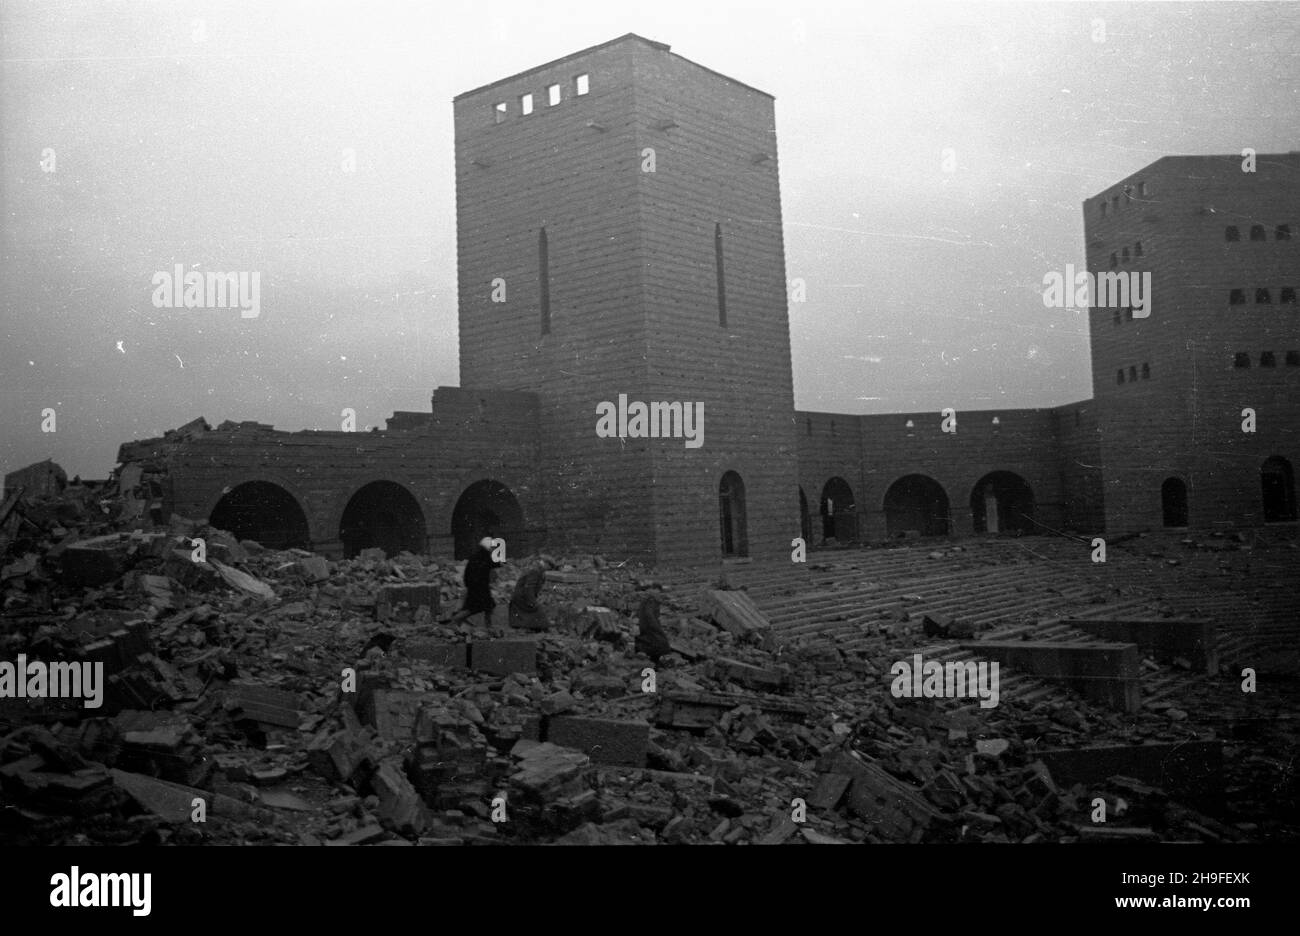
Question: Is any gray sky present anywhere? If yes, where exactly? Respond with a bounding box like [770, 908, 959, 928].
[3, 0, 1298, 479]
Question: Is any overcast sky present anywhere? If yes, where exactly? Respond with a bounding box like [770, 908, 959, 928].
[3, 0, 1298, 480]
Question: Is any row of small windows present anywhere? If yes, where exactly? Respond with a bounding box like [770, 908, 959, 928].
[1107, 241, 1149, 266]
[1229, 287, 1297, 305]
[494, 73, 589, 123]
[1234, 351, 1300, 368]
[1098, 182, 1148, 216]
[1225, 224, 1291, 242]
[1116, 363, 1150, 384]
[1108, 242, 1145, 267]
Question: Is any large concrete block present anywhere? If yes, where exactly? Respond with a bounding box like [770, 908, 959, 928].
[60, 535, 129, 587]
[963, 640, 1141, 712]
[403, 639, 468, 668]
[547, 716, 649, 767]
[471, 638, 538, 676]
[1060, 618, 1218, 674]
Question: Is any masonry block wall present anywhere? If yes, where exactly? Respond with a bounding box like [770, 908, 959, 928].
[455, 39, 656, 559]
[106, 42, 1295, 565]
[158, 387, 543, 560]
[629, 41, 798, 565]
[1085, 154, 1300, 532]
[454, 35, 796, 564]
[1052, 401, 1106, 533]
[796, 412, 868, 543]
[797, 407, 1069, 541]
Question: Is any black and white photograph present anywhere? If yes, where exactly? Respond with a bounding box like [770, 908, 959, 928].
[1, 0, 1296, 917]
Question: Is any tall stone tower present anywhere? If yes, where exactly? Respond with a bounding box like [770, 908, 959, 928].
[1083, 153, 1300, 531]
[453, 34, 798, 565]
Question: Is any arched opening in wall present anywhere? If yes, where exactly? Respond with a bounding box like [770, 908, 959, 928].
[1261, 456, 1297, 522]
[719, 471, 748, 557]
[883, 475, 950, 537]
[798, 487, 812, 544]
[820, 477, 857, 542]
[451, 480, 524, 560]
[339, 481, 426, 558]
[209, 481, 311, 550]
[1161, 477, 1189, 528]
[970, 471, 1036, 534]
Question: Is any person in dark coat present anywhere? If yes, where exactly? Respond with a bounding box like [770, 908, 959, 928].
[509, 565, 549, 630]
[635, 593, 672, 663]
[450, 537, 503, 625]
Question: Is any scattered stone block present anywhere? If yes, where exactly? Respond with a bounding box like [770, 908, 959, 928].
[471, 638, 538, 676]
[226, 684, 304, 729]
[700, 590, 776, 650]
[295, 555, 330, 582]
[60, 534, 129, 587]
[547, 716, 649, 767]
[403, 639, 467, 668]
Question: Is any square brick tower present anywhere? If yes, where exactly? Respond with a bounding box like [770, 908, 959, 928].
[1083, 153, 1300, 531]
[454, 34, 798, 565]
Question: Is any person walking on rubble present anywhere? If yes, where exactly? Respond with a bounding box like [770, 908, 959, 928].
[449, 536, 503, 626]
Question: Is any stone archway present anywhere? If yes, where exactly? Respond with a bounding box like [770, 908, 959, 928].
[1161, 477, 1188, 528]
[339, 481, 426, 558]
[719, 470, 748, 557]
[209, 481, 311, 550]
[883, 474, 950, 536]
[451, 479, 524, 560]
[970, 471, 1035, 534]
[820, 477, 857, 542]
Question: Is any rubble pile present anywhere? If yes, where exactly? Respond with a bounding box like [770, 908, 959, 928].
[1, 475, 1296, 845]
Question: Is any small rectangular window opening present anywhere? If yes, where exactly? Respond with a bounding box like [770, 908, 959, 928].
[547, 84, 561, 107]
[520, 93, 534, 116]
[539, 227, 550, 335]
[715, 223, 727, 327]
[575, 73, 589, 95]
[493, 102, 507, 123]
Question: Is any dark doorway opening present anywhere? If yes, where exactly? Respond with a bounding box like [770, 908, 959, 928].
[451, 480, 524, 559]
[339, 481, 426, 558]
[719, 471, 748, 557]
[820, 477, 857, 542]
[971, 471, 1036, 534]
[1261, 456, 1297, 522]
[1161, 477, 1189, 528]
[209, 481, 311, 550]
[884, 475, 950, 536]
